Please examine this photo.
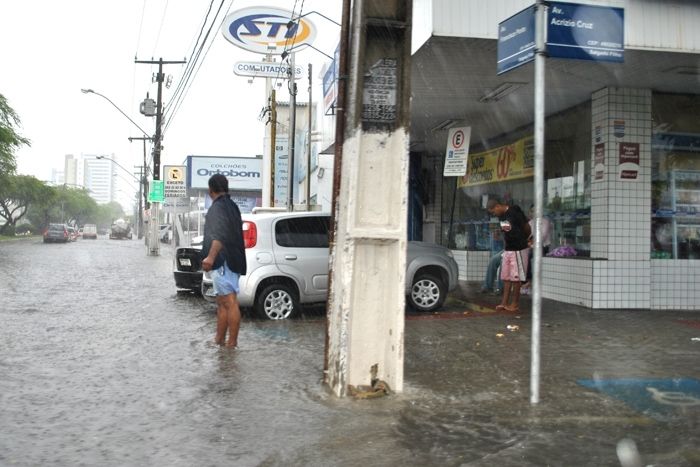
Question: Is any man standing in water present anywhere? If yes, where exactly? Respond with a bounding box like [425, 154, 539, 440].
[487, 198, 531, 312]
[201, 174, 247, 348]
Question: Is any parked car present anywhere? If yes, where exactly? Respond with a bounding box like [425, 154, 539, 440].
[67, 226, 79, 241]
[82, 223, 98, 239]
[43, 223, 71, 243]
[174, 211, 459, 320]
[173, 235, 203, 292]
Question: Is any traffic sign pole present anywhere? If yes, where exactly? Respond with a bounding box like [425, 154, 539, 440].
[530, 0, 547, 406]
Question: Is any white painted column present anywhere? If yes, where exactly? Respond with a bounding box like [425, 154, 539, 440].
[326, 0, 413, 396]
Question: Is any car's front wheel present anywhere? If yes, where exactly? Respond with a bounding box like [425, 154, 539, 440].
[408, 273, 447, 312]
[255, 283, 299, 320]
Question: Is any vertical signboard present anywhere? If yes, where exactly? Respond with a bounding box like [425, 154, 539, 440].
[618, 142, 640, 181]
[443, 127, 471, 177]
[274, 137, 289, 207]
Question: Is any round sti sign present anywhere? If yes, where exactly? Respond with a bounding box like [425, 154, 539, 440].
[221, 7, 317, 55]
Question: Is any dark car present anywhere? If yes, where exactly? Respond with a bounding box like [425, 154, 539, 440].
[43, 223, 71, 243]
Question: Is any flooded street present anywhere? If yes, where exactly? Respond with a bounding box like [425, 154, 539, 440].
[2, 238, 699, 466]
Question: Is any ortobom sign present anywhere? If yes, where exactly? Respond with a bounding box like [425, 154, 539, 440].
[186, 156, 263, 191]
[221, 7, 317, 55]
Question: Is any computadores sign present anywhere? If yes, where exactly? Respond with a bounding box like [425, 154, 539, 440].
[221, 7, 317, 55]
[186, 156, 263, 191]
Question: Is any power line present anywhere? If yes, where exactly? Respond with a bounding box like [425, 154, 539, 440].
[163, 0, 232, 134]
[164, 0, 217, 118]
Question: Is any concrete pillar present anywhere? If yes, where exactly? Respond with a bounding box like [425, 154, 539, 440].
[590, 87, 652, 308]
[326, 0, 413, 396]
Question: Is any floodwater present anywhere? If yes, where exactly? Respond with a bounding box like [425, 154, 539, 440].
[1, 237, 699, 466]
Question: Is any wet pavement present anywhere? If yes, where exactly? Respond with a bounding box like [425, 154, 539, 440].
[1, 237, 699, 466]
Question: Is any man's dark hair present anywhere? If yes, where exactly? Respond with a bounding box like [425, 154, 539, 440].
[208, 174, 229, 194]
[486, 198, 502, 210]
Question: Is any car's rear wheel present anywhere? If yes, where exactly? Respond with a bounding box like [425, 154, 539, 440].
[255, 283, 298, 320]
[409, 273, 447, 312]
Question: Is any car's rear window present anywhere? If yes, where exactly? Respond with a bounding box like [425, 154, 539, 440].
[275, 216, 330, 248]
[49, 224, 64, 231]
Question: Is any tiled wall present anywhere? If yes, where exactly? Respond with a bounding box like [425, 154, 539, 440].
[590, 87, 652, 261]
[451, 250, 490, 282]
[651, 260, 700, 310]
[592, 260, 651, 309]
[541, 258, 593, 307]
[587, 87, 653, 309]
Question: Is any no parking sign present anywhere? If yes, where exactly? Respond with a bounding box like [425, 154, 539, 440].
[443, 127, 471, 177]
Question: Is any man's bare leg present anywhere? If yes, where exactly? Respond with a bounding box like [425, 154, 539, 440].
[224, 293, 241, 348]
[498, 280, 512, 309]
[506, 282, 522, 311]
[215, 296, 228, 345]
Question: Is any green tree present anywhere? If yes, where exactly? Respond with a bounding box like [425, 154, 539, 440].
[0, 174, 46, 234]
[95, 201, 125, 229]
[25, 183, 58, 230]
[0, 94, 30, 181]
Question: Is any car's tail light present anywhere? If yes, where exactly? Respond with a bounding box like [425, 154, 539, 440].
[242, 221, 257, 249]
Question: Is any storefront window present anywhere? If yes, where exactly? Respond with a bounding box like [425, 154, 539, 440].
[651, 93, 700, 260]
[442, 103, 591, 256]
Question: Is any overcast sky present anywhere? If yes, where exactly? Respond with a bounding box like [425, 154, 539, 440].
[1, 0, 340, 206]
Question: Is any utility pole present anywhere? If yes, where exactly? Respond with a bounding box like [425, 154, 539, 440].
[134, 165, 145, 239]
[269, 89, 277, 207]
[325, 0, 413, 397]
[135, 57, 186, 256]
[287, 52, 297, 211]
[129, 136, 151, 240]
[307, 63, 312, 211]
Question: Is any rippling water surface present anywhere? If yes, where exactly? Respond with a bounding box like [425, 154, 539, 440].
[1, 238, 699, 466]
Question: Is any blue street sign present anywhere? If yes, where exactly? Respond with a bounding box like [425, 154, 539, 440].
[547, 2, 624, 62]
[497, 6, 536, 75]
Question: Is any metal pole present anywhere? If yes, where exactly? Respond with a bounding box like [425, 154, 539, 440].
[136, 165, 143, 239]
[531, 0, 547, 406]
[307, 63, 312, 211]
[270, 89, 277, 207]
[287, 52, 297, 211]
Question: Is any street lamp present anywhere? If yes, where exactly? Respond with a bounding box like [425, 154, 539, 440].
[82, 89, 158, 253]
[97, 155, 139, 183]
[80, 88, 152, 139]
[97, 155, 144, 240]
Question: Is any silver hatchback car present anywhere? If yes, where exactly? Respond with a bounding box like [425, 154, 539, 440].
[196, 210, 459, 320]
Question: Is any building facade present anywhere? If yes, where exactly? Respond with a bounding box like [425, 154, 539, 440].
[407, 0, 700, 310]
[82, 156, 115, 205]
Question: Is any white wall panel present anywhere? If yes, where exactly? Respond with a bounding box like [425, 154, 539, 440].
[626, 0, 700, 53]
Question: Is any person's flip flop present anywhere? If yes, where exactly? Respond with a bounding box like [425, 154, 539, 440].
[495, 304, 507, 311]
[505, 306, 519, 312]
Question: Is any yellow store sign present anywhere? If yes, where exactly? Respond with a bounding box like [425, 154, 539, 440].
[458, 136, 534, 187]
